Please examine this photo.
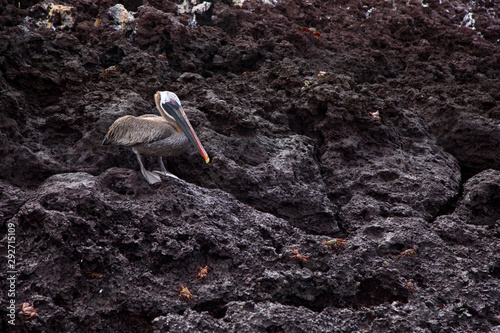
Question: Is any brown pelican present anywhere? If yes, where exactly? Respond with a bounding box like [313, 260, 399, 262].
[102, 91, 209, 184]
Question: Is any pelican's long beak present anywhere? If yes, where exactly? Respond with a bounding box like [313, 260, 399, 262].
[155, 91, 210, 163]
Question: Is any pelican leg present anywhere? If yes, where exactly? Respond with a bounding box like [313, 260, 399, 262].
[132, 149, 161, 184]
[154, 157, 180, 180]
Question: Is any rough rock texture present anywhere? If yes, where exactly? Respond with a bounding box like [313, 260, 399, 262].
[1, 0, 499, 332]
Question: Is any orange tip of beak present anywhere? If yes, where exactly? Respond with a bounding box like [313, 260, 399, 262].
[205, 156, 210, 163]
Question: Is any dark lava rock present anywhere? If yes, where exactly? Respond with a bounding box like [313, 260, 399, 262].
[1, 0, 500, 332]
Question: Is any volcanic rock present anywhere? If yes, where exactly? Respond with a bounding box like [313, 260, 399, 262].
[1, 0, 499, 332]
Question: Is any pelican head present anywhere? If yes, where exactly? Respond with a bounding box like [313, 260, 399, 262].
[154, 91, 210, 163]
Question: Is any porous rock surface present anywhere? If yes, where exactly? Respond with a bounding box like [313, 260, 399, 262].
[0, 0, 499, 332]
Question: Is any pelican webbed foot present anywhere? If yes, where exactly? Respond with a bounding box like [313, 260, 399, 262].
[143, 169, 162, 184]
[133, 149, 162, 185]
[153, 156, 180, 180]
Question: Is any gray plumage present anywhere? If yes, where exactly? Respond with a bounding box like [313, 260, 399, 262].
[102, 114, 190, 156]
